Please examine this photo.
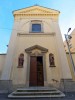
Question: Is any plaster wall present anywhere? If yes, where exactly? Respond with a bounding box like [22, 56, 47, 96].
[17, 18, 55, 34]
[0, 55, 6, 78]
[66, 53, 75, 80]
[11, 35, 62, 85]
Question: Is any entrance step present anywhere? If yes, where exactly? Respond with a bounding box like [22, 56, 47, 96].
[8, 87, 65, 98]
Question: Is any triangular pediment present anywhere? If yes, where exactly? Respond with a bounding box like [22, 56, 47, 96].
[13, 5, 60, 15]
[25, 45, 48, 53]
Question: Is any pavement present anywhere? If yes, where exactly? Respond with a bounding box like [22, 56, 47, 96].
[0, 92, 75, 100]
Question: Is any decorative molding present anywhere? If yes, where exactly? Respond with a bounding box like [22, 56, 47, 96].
[14, 15, 58, 21]
[25, 44, 48, 86]
[13, 6, 59, 20]
[13, 6, 59, 15]
[17, 32, 55, 36]
[14, 14, 58, 19]
[25, 45, 48, 53]
[14, 14, 58, 16]
[19, 8, 53, 14]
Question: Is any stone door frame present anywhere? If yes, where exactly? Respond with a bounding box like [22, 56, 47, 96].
[25, 45, 48, 87]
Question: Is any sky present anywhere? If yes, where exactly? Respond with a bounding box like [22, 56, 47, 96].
[0, 0, 75, 53]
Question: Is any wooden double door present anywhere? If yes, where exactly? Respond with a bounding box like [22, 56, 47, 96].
[29, 56, 44, 86]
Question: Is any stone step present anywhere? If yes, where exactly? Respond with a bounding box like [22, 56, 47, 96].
[12, 93, 61, 96]
[13, 91, 60, 94]
[17, 87, 57, 92]
[17, 89, 57, 92]
[17, 87, 56, 90]
[12, 91, 61, 96]
[8, 94, 65, 98]
[8, 87, 65, 98]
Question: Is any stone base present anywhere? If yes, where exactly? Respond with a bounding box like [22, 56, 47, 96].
[59, 79, 75, 92]
[0, 80, 12, 93]
[0, 80, 26, 93]
[1, 79, 75, 93]
[12, 84, 26, 91]
[48, 79, 75, 92]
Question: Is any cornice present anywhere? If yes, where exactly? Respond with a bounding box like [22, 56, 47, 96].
[13, 6, 59, 15]
[14, 14, 59, 21]
[13, 5, 60, 13]
[17, 32, 55, 36]
[14, 13, 58, 16]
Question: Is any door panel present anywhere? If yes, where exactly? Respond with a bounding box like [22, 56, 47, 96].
[29, 56, 44, 86]
[29, 56, 37, 86]
[37, 57, 44, 86]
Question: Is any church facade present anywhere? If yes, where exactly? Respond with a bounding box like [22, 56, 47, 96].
[0, 5, 72, 91]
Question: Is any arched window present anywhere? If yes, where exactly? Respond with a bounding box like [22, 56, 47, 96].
[18, 53, 24, 67]
[49, 53, 55, 67]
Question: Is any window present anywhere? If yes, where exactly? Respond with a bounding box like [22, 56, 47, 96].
[32, 24, 41, 32]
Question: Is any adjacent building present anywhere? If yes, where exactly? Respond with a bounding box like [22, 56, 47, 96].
[64, 29, 75, 80]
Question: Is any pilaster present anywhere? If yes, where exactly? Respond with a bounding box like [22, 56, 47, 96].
[1, 20, 20, 80]
[52, 20, 72, 79]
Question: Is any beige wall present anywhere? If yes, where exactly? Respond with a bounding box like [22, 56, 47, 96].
[70, 29, 75, 52]
[64, 29, 75, 80]
[11, 34, 62, 84]
[66, 53, 75, 80]
[18, 18, 55, 34]
[0, 54, 6, 78]
[64, 29, 75, 52]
